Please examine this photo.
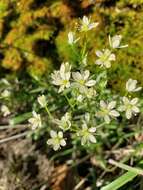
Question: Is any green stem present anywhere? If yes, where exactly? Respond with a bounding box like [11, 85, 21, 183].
[96, 122, 106, 129]
[45, 106, 53, 119]
[64, 93, 74, 111]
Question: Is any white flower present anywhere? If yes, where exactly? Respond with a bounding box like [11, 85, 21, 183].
[37, 95, 47, 108]
[47, 130, 66, 151]
[54, 112, 71, 131]
[126, 78, 142, 92]
[109, 35, 128, 49]
[77, 113, 96, 145]
[95, 49, 116, 68]
[1, 90, 11, 98]
[68, 32, 80, 45]
[119, 97, 140, 119]
[79, 16, 98, 32]
[28, 111, 42, 130]
[1, 105, 10, 117]
[77, 123, 96, 145]
[72, 70, 96, 92]
[51, 62, 71, 93]
[97, 100, 120, 124]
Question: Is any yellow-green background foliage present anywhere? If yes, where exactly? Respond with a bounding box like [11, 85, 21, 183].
[0, 0, 143, 90]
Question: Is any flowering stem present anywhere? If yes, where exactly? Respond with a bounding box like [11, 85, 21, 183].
[64, 93, 74, 111]
[81, 33, 87, 60]
[45, 106, 53, 119]
[96, 122, 106, 129]
[70, 45, 80, 61]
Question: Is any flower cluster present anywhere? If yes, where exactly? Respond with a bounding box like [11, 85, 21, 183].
[27, 15, 142, 151]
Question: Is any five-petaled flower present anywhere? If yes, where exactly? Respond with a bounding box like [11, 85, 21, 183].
[54, 112, 71, 131]
[95, 49, 116, 68]
[126, 78, 142, 93]
[28, 111, 42, 130]
[77, 113, 96, 145]
[79, 16, 98, 32]
[1, 105, 10, 117]
[77, 124, 96, 146]
[51, 62, 71, 93]
[37, 95, 47, 108]
[72, 70, 96, 93]
[119, 97, 140, 119]
[97, 100, 120, 124]
[109, 35, 128, 49]
[47, 130, 66, 151]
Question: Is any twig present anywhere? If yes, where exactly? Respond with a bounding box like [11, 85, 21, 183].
[74, 174, 89, 190]
[0, 124, 28, 130]
[0, 131, 29, 144]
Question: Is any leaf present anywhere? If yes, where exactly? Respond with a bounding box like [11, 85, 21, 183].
[10, 112, 32, 125]
[108, 159, 143, 175]
[101, 171, 137, 190]
[101, 159, 143, 190]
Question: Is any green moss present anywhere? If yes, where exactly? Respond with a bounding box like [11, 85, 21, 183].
[1, 0, 143, 88]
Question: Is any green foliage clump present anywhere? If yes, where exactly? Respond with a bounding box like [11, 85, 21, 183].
[0, 0, 57, 76]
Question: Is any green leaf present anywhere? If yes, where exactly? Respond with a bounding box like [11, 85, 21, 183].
[101, 171, 137, 190]
[10, 112, 32, 125]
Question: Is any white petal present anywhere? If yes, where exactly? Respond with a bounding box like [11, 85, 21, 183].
[131, 98, 138, 105]
[89, 134, 96, 143]
[84, 70, 90, 80]
[53, 144, 60, 151]
[47, 139, 52, 145]
[105, 61, 111, 68]
[123, 97, 129, 104]
[96, 50, 103, 57]
[28, 118, 35, 124]
[68, 32, 74, 44]
[58, 131, 63, 138]
[89, 127, 96, 133]
[81, 137, 87, 145]
[72, 72, 82, 81]
[108, 101, 116, 109]
[60, 139, 66, 146]
[32, 111, 37, 117]
[134, 87, 142, 92]
[60, 63, 65, 76]
[85, 80, 96, 87]
[95, 59, 103, 66]
[109, 54, 116, 61]
[126, 110, 132, 119]
[132, 106, 140, 113]
[88, 22, 98, 29]
[109, 110, 120, 117]
[50, 130, 57, 138]
[104, 115, 110, 124]
[100, 100, 107, 109]
[83, 16, 89, 25]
